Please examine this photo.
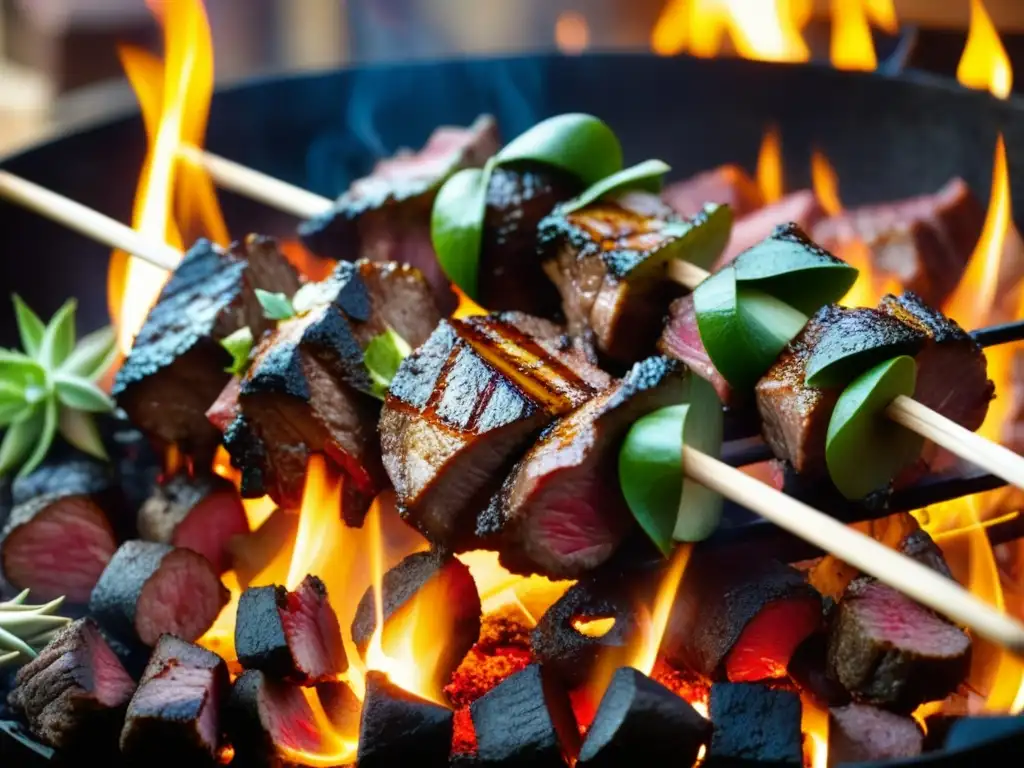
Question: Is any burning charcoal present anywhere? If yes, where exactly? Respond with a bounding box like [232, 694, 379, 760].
[446, 604, 535, 709]
[787, 634, 850, 709]
[7, 618, 136, 750]
[113, 236, 300, 464]
[90, 540, 229, 646]
[812, 178, 984, 308]
[299, 115, 501, 312]
[235, 575, 346, 684]
[358, 671, 453, 768]
[380, 316, 605, 547]
[827, 577, 971, 712]
[352, 551, 480, 691]
[706, 682, 803, 768]
[485, 356, 687, 578]
[229, 508, 298, 589]
[664, 553, 822, 681]
[531, 569, 644, 688]
[577, 667, 710, 768]
[539, 192, 717, 365]
[1, 492, 119, 603]
[715, 189, 826, 269]
[316, 679, 361, 734]
[659, 294, 735, 405]
[138, 472, 249, 573]
[470, 664, 580, 768]
[828, 704, 923, 764]
[226, 669, 336, 768]
[663, 164, 764, 219]
[120, 635, 229, 766]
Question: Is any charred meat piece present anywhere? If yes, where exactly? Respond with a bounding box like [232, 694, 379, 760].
[359, 671, 453, 768]
[540, 193, 716, 365]
[235, 574, 346, 685]
[706, 683, 803, 768]
[351, 551, 480, 694]
[659, 294, 734, 404]
[828, 703, 924, 764]
[380, 315, 605, 546]
[827, 577, 971, 712]
[299, 115, 500, 313]
[7, 618, 136, 750]
[479, 164, 582, 316]
[113, 236, 300, 463]
[120, 635, 229, 766]
[90, 540, 228, 646]
[484, 356, 687, 578]
[1, 493, 118, 603]
[663, 164, 763, 219]
[715, 189, 827, 270]
[813, 178, 984, 307]
[11, 455, 117, 508]
[664, 553, 822, 681]
[138, 472, 249, 573]
[353, 258, 446, 348]
[787, 634, 851, 708]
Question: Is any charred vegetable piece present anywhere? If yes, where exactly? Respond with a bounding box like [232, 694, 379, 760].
[359, 671, 452, 768]
[138, 472, 249, 573]
[804, 308, 924, 388]
[486, 355, 687, 578]
[826, 356, 923, 500]
[706, 683, 803, 768]
[619, 372, 723, 552]
[89, 541, 228, 646]
[1, 492, 117, 603]
[120, 635, 229, 766]
[828, 704, 924, 764]
[7, 618, 136, 750]
[235, 575, 346, 685]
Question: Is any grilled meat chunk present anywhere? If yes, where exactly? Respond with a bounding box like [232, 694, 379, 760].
[541, 192, 721, 364]
[120, 635, 229, 766]
[484, 356, 687, 578]
[659, 294, 734, 404]
[113, 236, 300, 463]
[299, 115, 500, 312]
[663, 164, 763, 219]
[1, 492, 118, 603]
[813, 178, 984, 307]
[138, 472, 249, 573]
[828, 704, 924, 763]
[7, 618, 137, 750]
[380, 315, 607, 547]
[715, 189, 826, 270]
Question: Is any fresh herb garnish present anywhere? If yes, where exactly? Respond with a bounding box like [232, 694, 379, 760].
[255, 289, 296, 320]
[558, 159, 670, 215]
[364, 326, 412, 400]
[0, 590, 72, 666]
[220, 327, 254, 376]
[1, 296, 117, 478]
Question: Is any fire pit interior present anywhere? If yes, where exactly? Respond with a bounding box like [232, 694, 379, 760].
[3, 2, 1024, 767]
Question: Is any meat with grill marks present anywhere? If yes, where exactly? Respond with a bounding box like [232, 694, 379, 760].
[299, 115, 501, 313]
[218, 259, 442, 525]
[540, 192, 728, 365]
[112, 235, 300, 465]
[482, 356, 688, 579]
[755, 292, 993, 482]
[380, 313, 610, 548]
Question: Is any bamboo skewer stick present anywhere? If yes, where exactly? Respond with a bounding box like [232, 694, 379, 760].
[2, 166, 1024, 655]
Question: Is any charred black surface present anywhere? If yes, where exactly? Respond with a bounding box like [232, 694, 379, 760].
[577, 667, 710, 768]
[470, 664, 579, 768]
[804, 307, 925, 386]
[223, 670, 277, 768]
[787, 634, 851, 709]
[293, 260, 373, 323]
[358, 671, 452, 768]
[235, 586, 292, 678]
[120, 636, 229, 767]
[706, 682, 803, 768]
[89, 541, 174, 643]
[879, 292, 972, 344]
[11, 457, 117, 508]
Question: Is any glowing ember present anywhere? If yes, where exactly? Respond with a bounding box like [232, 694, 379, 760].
[756, 126, 783, 204]
[572, 617, 616, 638]
[802, 694, 829, 768]
[958, 0, 1013, 99]
[555, 12, 590, 56]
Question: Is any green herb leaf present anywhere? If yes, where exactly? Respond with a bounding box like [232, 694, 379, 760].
[364, 326, 413, 400]
[220, 327, 255, 375]
[495, 113, 623, 185]
[558, 159, 670, 215]
[826, 356, 923, 500]
[0, 381, 31, 427]
[255, 289, 296, 320]
[58, 408, 108, 461]
[658, 203, 734, 271]
[673, 376, 725, 542]
[53, 374, 115, 412]
[17, 399, 57, 479]
[38, 299, 77, 370]
[0, 405, 41, 477]
[60, 326, 117, 380]
[432, 166, 492, 298]
[12, 295, 45, 357]
[0, 350, 46, 390]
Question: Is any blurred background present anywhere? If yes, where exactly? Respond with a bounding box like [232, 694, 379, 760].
[2, 0, 1024, 156]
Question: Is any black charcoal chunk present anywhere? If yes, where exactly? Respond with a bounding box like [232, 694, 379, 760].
[706, 683, 803, 768]
[358, 671, 452, 768]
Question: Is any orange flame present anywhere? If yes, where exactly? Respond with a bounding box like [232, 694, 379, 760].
[958, 0, 1013, 99]
[756, 127, 783, 204]
[811, 149, 842, 216]
[802, 694, 829, 768]
[555, 12, 590, 56]
[108, 0, 229, 355]
[629, 544, 693, 676]
[451, 285, 488, 319]
[830, 0, 879, 71]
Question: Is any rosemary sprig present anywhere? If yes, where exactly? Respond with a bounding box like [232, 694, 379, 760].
[0, 590, 71, 666]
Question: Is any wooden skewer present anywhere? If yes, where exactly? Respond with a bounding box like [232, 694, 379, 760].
[4, 164, 1024, 650]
